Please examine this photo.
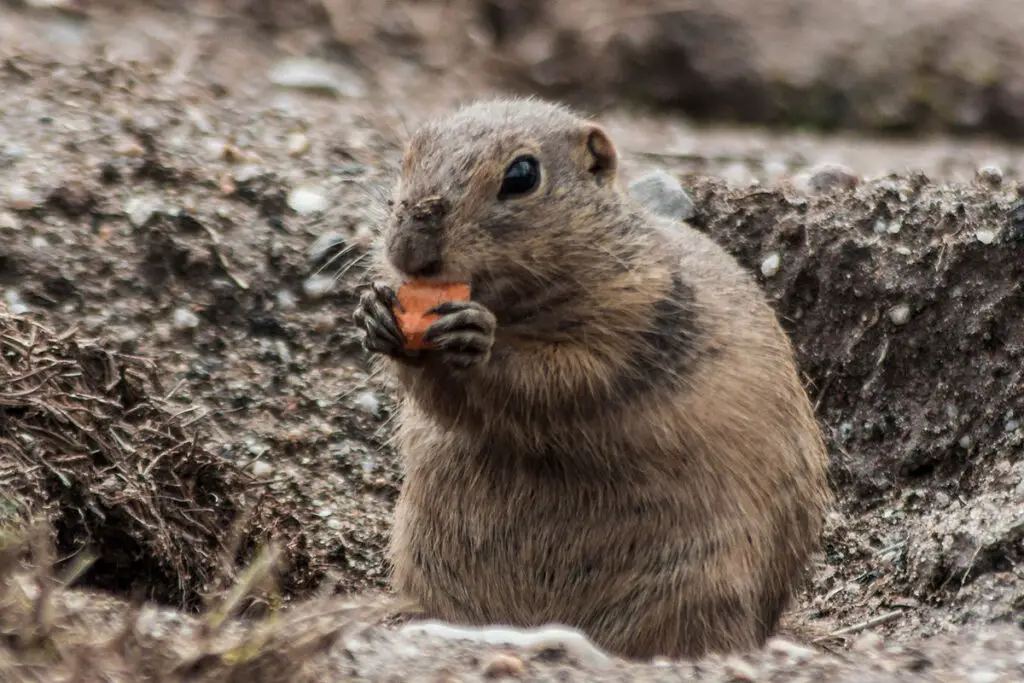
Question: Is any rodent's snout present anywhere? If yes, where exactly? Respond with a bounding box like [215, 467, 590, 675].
[386, 195, 448, 278]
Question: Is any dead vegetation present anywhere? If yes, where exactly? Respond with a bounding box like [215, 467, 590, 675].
[0, 302, 245, 608]
[0, 524, 396, 683]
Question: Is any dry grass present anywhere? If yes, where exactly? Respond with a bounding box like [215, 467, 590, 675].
[0, 302, 402, 680]
[0, 302, 245, 608]
[0, 524, 397, 683]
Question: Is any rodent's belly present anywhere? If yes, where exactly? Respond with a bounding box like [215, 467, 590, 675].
[391, 464, 695, 630]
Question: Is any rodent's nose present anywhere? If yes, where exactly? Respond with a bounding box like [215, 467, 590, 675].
[387, 229, 444, 278]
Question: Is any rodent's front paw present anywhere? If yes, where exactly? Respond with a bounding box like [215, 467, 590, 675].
[422, 301, 497, 369]
[352, 282, 406, 358]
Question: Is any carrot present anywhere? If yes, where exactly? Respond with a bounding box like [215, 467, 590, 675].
[393, 281, 472, 350]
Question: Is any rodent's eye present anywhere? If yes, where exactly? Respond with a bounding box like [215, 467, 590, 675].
[498, 155, 540, 200]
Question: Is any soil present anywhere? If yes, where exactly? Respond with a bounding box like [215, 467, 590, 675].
[0, 2, 1022, 682]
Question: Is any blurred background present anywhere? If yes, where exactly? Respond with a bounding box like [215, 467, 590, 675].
[4, 0, 1024, 184]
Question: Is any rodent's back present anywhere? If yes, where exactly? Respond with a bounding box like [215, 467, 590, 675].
[369, 97, 831, 660]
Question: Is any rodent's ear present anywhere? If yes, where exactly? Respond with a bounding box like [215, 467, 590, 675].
[575, 123, 618, 182]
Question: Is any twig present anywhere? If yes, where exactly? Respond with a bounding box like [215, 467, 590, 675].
[201, 223, 249, 290]
[814, 610, 905, 641]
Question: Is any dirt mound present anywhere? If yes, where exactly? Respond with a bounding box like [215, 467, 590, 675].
[66, 0, 1024, 139]
[0, 304, 244, 608]
[675, 173, 1024, 637]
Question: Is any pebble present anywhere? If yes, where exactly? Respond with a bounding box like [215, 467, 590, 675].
[116, 139, 145, 158]
[975, 165, 1003, 187]
[172, 307, 200, 330]
[760, 252, 781, 277]
[627, 170, 696, 221]
[959, 435, 973, 449]
[805, 162, 860, 195]
[288, 185, 328, 215]
[0, 211, 19, 230]
[722, 655, 759, 681]
[975, 229, 996, 245]
[763, 159, 789, 184]
[7, 184, 41, 211]
[888, 304, 911, 326]
[722, 162, 757, 188]
[233, 165, 264, 184]
[30, 235, 49, 250]
[286, 132, 311, 157]
[766, 637, 816, 664]
[126, 195, 161, 228]
[302, 275, 335, 299]
[250, 460, 273, 477]
[275, 289, 298, 311]
[353, 390, 381, 415]
[267, 57, 367, 98]
[202, 138, 228, 161]
[481, 653, 524, 679]
[3, 289, 29, 315]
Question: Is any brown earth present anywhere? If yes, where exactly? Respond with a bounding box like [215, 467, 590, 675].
[61, 0, 1024, 139]
[0, 2, 1022, 682]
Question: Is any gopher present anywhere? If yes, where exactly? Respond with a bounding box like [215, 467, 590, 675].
[352, 97, 831, 660]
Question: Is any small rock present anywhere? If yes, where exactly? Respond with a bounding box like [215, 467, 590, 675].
[760, 252, 781, 278]
[275, 289, 298, 311]
[0, 211, 19, 230]
[288, 185, 328, 215]
[3, 289, 29, 315]
[975, 229, 996, 245]
[302, 275, 335, 299]
[116, 139, 145, 158]
[172, 307, 200, 330]
[126, 196, 161, 228]
[268, 57, 367, 98]
[233, 165, 264, 184]
[286, 132, 311, 157]
[627, 170, 696, 221]
[975, 165, 1003, 187]
[806, 163, 860, 195]
[763, 159, 789, 184]
[202, 138, 228, 161]
[353, 390, 381, 415]
[959, 435, 972, 449]
[481, 652, 525, 679]
[250, 460, 273, 477]
[888, 304, 911, 326]
[766, 637, 816, 664]
[30, 235, 49, 250]
[852, 631, 884, 652]
[7, 184, 41, 211]
[722, 162, 757, 188]
[307, 232, 348, 265]
[722, 655, 758, 681]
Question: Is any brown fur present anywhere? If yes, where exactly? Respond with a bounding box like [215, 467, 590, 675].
[356, 97, 832, 660]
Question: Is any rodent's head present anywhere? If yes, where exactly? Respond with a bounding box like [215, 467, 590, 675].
[381, 97, 630, 304]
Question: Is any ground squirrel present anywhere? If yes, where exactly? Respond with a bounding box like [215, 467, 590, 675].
[352, 97, 831, 660]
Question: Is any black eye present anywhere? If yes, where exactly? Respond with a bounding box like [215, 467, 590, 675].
[498, 155, 540, 199]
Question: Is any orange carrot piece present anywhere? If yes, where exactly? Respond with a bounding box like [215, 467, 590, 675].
[393, 281, 472, 350]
